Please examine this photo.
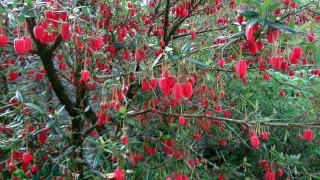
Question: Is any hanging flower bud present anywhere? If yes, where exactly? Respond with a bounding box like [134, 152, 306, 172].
[120, 135, 128, 145]
[281, 62, 288, 72]
[182, 82, 193, 98]
[190, 30, 196, 40]
[271, 56, 282, 70]
[291, 46, 302, 59]
[263, 73, 270, 80]
[236, 14, 243, 24]
[61, 22, 70, 41]
[250, 136, 259, 147]
[114, 167, 123, 180]
[173, 83, 183, 100]
[249, 129, 255, 137]
[306, 33, 315, 42]
[217, 58, 225, 67]
[33, 25, 43, 40]
[31, 165, 38, 173]
[279, 90, 285, 96]
[80, 69, 90, 82]
[178, 116, 185, 125]
[14, 38, 25, 54]
[235, 60, 247, 78]
[276, 169, 283, 177]
[141, 79, 150, 90]
[247, 42, 258, 54]
[0, 34, 8, 46]
[303, 129, 312, 141]
[23, 152, 33, 164]
[245, 24, 259, 41]
[22, 36, 32, 52]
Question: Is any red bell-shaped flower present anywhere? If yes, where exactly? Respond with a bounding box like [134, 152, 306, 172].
[235, 60, 247, 78]
[178, 116, 185, 125]
[173, 83, 183, 100]
[236, 14, 243, 24]
[247, 42, 258, 54]
[266, 27, 279, 43]
[291, 46, 302, 58]
[22, 36, 32, 52]
[80, 69, 90, 82]
[271, 56, 282, 70]
[245, 24, 258, 41]
[14, 38, 25, 54]
[33, 25, 43, 40]
[182, 82, 193, 98]
[250, 136, 259, 148]
[120, 135, 128, 145]
[61, 22, 70, 41]
[149, 78, 157, 89]
[0, 34, 8, 46]
[217, 58, 225, 67]
[303, 129, 312, 141]
[281, 61, 288, 72]
[22, 152, 33, 164]
[114, 167, 123, 180]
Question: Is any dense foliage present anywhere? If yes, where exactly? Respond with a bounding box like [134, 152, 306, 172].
[0, 0, 320, 179]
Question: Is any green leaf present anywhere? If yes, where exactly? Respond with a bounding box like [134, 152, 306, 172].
[181, 42, 192, 54]
[119, 106, 126, 114]
[268, 2, 283, 13]
[25, 103, 43, 112]
[298, 21, 313, 32]
[237, 9, 259, 18]
[288, 17, 295, 28]
[259, 0, 273, 12]
[264, 19, 296, 33]
[92, 153, 101, 169]
[46, 119, 57, 128]
[56, 106, 65, 115]
[15, 90, 23, 103]
[150, 53, 163, 71]
[185, 57, 208, 67]
[227, 24, 238, 33]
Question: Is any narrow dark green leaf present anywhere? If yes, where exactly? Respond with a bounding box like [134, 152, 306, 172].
[185, 57, 208, 67]
[92, 153, 101, 169]
[237, 9, 259, 18]
[25, 103, 43, 112]
[264, 19, 297, 33]
[181, 42, 192, 54]
[259, 0, 273, 12]
[46, 119, 57, 129]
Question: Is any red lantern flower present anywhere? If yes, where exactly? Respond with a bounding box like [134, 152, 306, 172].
[22, 152, 33, 164]
[236, 14, 243, 24]
[266, 27, 279, 43]
[14, 38, 25, 54]
[61, 22, 70, 41]
[80, 69, 90, 82]
[173, 83, 183, 100]
[271, 56, 282, 70]
[31, 165, 38, 173]
[22, 36, 32, 52]
[182, 82, 193, 98]
[250, 136, 259, 148]
[114, 167, 123, 180]
[245, 24, 258, 41]
[120, 135, 128, 145]
[279, 90, 285, 96]
[235, 60, 247, 78]
[178, 116, 185, 125]
[217, 58, 225, 67]
[33, 25, 43, 40]
[303, 129, 312, 141]
[0, 34, 8, 46]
